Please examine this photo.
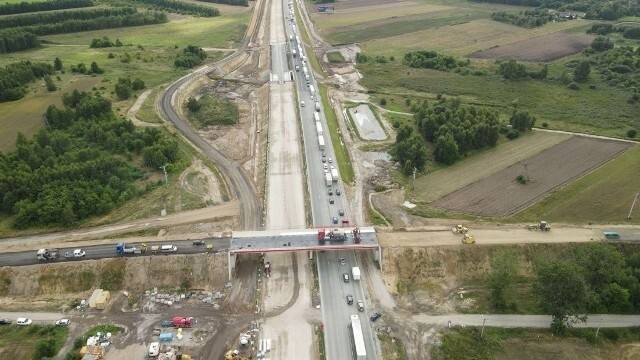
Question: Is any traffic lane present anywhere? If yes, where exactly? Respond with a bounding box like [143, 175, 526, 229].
[0, 311, 64, 323]
[0, 239, 230, 267]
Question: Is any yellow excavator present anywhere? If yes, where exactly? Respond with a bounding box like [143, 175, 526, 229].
[225, 350, 249, 360]
[462, 234, 476, 244]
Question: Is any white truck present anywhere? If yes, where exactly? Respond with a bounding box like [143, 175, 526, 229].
[292, 49, 297, 58]
[313, 112, 320, 122]
[315, 121, 323, 135]
[318, 135, 325, 150]
[331, 167, 339, 181]
[325, 172, 332, 186]
[315, 101, 321, 111]
[309, 85, 315, 97]
[37, 248, 60, 261]
[352, 267, 361, 281]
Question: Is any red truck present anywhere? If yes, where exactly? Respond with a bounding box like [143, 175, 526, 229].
[172, 317, 193, 328]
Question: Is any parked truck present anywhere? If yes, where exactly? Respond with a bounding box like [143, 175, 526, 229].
[172, 316, 193, 328]
[116, 242, 145, 255]
[352, 267, 361, 281]
[331, 167, 339, 181]
[37, 248, 60, 261]
[325, 172, 332, 186]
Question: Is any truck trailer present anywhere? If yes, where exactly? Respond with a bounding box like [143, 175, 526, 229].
[352, 267, 361, 281]
[116, 243, 143, 255]
[309, 85, 315, 97]
[315, 121, 323, 135]
[313, 112, 320, 122]
[325, 172, 332, 186]
[318, 135, 325, 150]
[37, 249, 60, 261]
[331, 167, 339, 181]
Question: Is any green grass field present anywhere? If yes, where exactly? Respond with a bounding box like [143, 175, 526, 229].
[0, 325, 68, 360]
[513, 144, 640, 224]
[0, 14, 248, 152]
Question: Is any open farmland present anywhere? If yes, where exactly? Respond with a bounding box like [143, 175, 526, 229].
[362, 18, 592, 58]
[433, 136, 633, 217]
[413, 131, 571, 203]
[515, 144, 640, 224]
[471, 32, 595, 61]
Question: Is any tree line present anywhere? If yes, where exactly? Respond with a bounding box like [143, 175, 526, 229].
[0, 29, 39, 53]
[0, 6, 137, 29]
[0, 90, 180, 229]
[0, 61, 54, 102]
[0, 0, 93, 16]
[131, 0, 220, 17]
[403, 50, 469, 71]
[473, 0, 640, 20]
[490, 9, 550, 28]
[197, 0, 248, 7]
[7, 11, 168, 37]
[587, 23, 640, 40]
[488, 243, 640, 334]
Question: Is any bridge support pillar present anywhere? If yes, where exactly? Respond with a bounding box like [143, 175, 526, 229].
[375, 246, 382, 273]
[228, 252, 236, 281]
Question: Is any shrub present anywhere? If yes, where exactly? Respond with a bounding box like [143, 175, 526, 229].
[506, 129, 520, 140]
[567, 82, 580, 90]
[516, 174, 528, 184]
[628, 129, 637, 138]
[380, 98, 387, 106]
[542, 122, 548, 128]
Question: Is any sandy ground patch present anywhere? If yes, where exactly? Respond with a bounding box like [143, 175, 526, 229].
[434, 136, 633, 217]
[471, 32, 596, 61]
[179, 158, 224, 205]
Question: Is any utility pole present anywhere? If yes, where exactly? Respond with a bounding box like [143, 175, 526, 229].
[159, 164, 168, 186]
[480, 316, 486, 339]
[628, 192, 639, 220]
[523, 163, 529, 181]
[412, 167, 417, 190]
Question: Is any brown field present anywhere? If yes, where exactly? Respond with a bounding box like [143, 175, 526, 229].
[433, 136, 633, 217]
[310, 0, 415, 12]
[413, 131, 571, 203]
[471, 32, 595, 61]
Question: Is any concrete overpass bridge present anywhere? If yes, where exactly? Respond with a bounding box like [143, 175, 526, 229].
[227, 227, 380, 279]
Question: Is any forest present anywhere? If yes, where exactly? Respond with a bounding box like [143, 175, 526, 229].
[0, 91, 180, 229]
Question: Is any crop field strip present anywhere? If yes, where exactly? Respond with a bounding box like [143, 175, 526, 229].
[413, 131, 570, 203]
[433, 136, 634, 217]
[471, 32, 595, 62]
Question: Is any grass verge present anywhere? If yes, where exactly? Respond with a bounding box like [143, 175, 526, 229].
[315, 324, 326, 360]
[318, 84, 355, 184]
[295, 3, 323, 77]
[378, 333, 407, 360]
[0, 324, 68, 360]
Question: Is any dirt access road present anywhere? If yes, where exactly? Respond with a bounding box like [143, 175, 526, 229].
[0, 201, 238, 252]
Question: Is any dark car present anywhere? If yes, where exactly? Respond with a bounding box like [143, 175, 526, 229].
[192, 240, 205, 246]
[329, 197, 335, 204]
[328, 189, 333, 196]
[0, 319, 11, 325]
[346, 294, 354, 305]
[343, 273, 350, 283]
[370, 312, 382, 322]
[340, 258, 346, 265]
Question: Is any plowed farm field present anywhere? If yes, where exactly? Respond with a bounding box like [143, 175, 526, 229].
[471, 32, 595, 62]
[433, 136, 633, 217]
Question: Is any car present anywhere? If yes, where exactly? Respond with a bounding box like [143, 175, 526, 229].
[328, 189, 333, 196]
[336, 188, 341, 195]
[301, 101, 305, 107]
[332, 217, 338, 224]
[342, 273, 350, 283]
[73, 249, 85, 257]
[55, 319, 71, 326]
[321, 157, 326, 163]
[330, 165, 335, 170]
[357, 300, 365, 312]
[338, 209, 345, 216]
[328, 158, 332, 163]
[323, 164, 328, 170]
[192, 240, 205, 246]
[346, 294, 354, 305]
[324, 169, 329, 174]
[160, 245, 178, 253]
[370, 312, 382, 322]
[339, 258, 346, 265]
[16, 318, 32, 326]
[329, 198, 334, 204]
[0, 319, 11, 325]
[322, 152, 326, 157]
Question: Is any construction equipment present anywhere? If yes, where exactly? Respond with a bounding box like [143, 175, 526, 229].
[318, 228, 348, 242]
[225, 350, 249, 360]
[462, 234, 476, 244]
[37, 249, 60, 261]
[353, 227, 361, 243]
[452, 225, 469, 234]
[526, 221, 551, 231]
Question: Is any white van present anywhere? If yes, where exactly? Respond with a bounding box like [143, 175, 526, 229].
[160, 245, 177, 253]
[148, 342, 160, 358]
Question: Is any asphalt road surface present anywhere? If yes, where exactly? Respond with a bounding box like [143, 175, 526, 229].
[0, 239, 230, 267]
[283, 6, 378, 360]
[160, 60, 260, 232]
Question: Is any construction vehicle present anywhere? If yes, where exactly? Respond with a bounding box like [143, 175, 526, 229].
[116, 243, 142, 255]
[225, 350, 249, 360]
[353, 227, 361, 243]
[37, 249, 60, 261]
[462, 234, 476, 244]
[452, 225, 469, 234]
[526, 221, 551, 231]
[172, 316, 193, 328]
[264, 262, 271, 277]
[352, 267, 361, 281]
[318, 228, 348, 242]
